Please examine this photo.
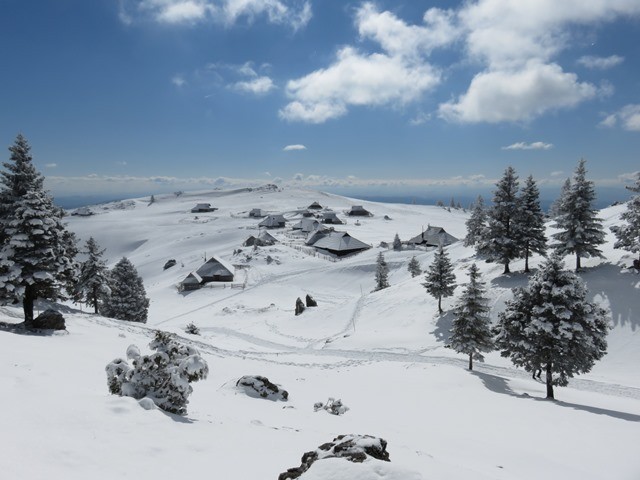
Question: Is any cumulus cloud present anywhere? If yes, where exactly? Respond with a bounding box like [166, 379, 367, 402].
[283, 144, 307, 151]
[577, 55, 624, 70]
[502, 141, 553, 150]
[600, 104, 640, 131]
[280, 3, 446, 123]
[439, 0, 640, 123]
[121, 0, 311, 29]
[280, 46, 441, 123]
[439, 62, 597, 123]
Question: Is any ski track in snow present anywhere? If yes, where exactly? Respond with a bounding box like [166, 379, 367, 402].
[82, 314, 640, 401]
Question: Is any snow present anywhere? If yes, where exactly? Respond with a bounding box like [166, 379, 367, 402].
[1, 187, 639, 479]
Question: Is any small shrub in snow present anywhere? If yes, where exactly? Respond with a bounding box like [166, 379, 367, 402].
[236, 375, 288, 401]
[185, 322, 200, 335]
[313, 397, 349, 415]
[105, 331, 208, 414]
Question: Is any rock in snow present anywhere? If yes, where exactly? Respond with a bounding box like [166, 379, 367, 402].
[29, 309, 65, 330]
[279, 434, 390, 480]
[235, 375, 288, 401]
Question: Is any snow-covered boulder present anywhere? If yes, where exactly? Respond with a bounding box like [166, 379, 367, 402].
[305, 294, 317, 307]
[313, 398, 348, 415]
[279, 434, 390, 480]
[236, 375, 288, 401]
[295, 297, 305, 316]
[29, 309, 65, 330]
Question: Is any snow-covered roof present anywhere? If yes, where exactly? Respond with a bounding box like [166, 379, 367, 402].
[181, 272, 203, 285]
[307, 201, 323, 209]
[408, 226, 458, 246]
[259, 214, 286, 227]
[195, 256, 234, 278]
[292, 218, 321, 232]
[311, 231, 370, 252]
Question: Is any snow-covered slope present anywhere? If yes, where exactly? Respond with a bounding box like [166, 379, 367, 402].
[1, 187, 639, 479]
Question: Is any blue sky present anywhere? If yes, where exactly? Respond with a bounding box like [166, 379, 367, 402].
[1, 0, 639, 201]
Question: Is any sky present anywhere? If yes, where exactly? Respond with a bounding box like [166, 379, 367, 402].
[1, 0, 639, 202]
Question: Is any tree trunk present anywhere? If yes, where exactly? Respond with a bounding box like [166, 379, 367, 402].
[524, 248, 530, 273]
[503, 261, 510, 274]
[468, 353, 473, 371]
[576, 253, 581, 271]
[545, 363, 554, 399]
[437, 296, 442, 314]
[92, 286, 99, 314]
[23, 284, 35, 324]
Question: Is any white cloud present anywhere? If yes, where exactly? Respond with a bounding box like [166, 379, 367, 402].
[600, 104, 640, 131]
[502, 141, 553, 150]
[171, 75, 187, 87]
[550, 170, 564, 177]
[116, 161, 128, 166]
[44, 163, 58, 168]
[439, 0, 640, 123]
[280, 46, 440, 123]
[355, 2, 459, 59]
[123, 0, 311, 29]
[577, 55, 624, 70]
[439, 62, 597, 123]
[231, 76, 275, 95]
[283, 144, 306, 151]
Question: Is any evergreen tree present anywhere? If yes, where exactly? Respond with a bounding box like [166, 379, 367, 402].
[448, 264, 493, 370]
[392, 233, 402, 251]
[374, 252, 389, 291]
[423, 246, 456, 314]
[464, 195, 487, 247]
[518, 175, 547, 273]
[450, 197, 456, 208]
[611, 173, 640, 261]
[102, 257, 150, 323]
[551, 159, 605, 270]
[549, 177, 571, 219]
[0, 135, 77, 322]
[76, 237, 109, 314]
[407, 256, 422, 277]
[494, 253, 608, 399]
[476, 167, 521, 274]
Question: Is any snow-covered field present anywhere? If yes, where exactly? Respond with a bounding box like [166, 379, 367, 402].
[1, 186, 639, 479]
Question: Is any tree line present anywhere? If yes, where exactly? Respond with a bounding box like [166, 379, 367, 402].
[0, 135, 149, 325]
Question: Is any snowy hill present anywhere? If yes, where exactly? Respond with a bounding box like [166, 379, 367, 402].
[1, 187, 639, 480]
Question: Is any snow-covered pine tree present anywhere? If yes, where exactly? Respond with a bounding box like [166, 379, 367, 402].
[76, 237, 109, 313]
[407, 256, 422, 277]
[392, 233, 402, 251]
[611, 172, 640, 261]
[448, 264, 493, 370]
[549, 177, 571, 219]
[464, 195, 487, 247]
[476, 166, 521, 274]
[0, 135, 77, 323]
[551, 159, 605, 270]
[450, 197, 456, 208]
[518, 175, 547, 273]
[494, 253, 608, 399]
[423, 246, 456, 314]
[374, 252, 389, 291]
[102, 257, 149, 323]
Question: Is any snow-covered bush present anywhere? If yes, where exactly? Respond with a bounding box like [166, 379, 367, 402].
[185, 322, 200, 335]
[313, 397, 349, 415]
[105, 331, 209, 414]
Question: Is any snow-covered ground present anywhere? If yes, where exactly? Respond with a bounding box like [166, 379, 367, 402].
[1, 186, 639, 479]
